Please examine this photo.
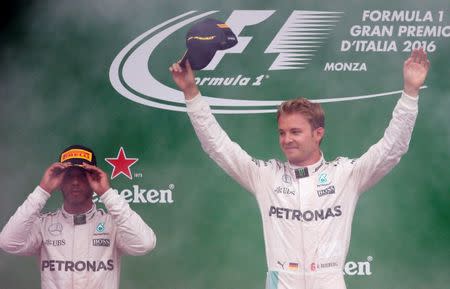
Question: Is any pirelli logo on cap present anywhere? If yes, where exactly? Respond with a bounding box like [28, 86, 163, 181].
[187, 35, 216, 41]
[60, 149, 93, 163]
[217, 23, 229, 29]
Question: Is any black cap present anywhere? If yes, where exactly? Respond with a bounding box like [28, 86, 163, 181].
[59, 145, 97, 167]
[179, 18, 238, 70]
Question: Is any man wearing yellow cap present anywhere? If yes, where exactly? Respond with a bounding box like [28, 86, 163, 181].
[0, 144, 156, 289]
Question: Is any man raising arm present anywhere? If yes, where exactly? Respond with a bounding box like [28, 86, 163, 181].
[170, 49, 429, 289]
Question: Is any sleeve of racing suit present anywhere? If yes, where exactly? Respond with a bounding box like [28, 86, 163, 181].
[0, 186, 48, 255]
[350, 92, 419, 194]
[100, 188, 156, 256]
[185, 93, 267, 196]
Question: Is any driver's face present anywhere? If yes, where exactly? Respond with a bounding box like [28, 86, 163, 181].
[60, 166, 92, 206]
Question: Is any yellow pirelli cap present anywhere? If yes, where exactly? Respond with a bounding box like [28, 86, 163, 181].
[59, 145, 97, 166]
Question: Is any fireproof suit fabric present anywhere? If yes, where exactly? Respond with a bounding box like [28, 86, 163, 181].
[0, 186, 156, 289]
[186, 92, 418, 289]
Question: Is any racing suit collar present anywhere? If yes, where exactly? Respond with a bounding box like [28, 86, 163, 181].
[61, 203, 97, 225]
[289, 154, 325, 179]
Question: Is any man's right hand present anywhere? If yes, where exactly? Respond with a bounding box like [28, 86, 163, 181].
[39, 162, 71, 194]
[169, 60, 199, 100]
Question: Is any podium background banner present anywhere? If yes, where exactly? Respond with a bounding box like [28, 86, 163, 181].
[1, 0, 449, 288]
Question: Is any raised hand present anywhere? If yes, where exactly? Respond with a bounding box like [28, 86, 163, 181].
[81, 163, 110, 196]
[169, 60, 199, 100]
[39, 162, 71, 194]
[403, 48, 430, 97]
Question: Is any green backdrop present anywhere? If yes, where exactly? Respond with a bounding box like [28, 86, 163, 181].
[0, 0, 449, 288]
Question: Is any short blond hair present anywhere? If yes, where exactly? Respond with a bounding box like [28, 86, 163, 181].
[277, 97, 325, 129]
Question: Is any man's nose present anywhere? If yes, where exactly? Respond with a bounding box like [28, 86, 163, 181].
[69, 176, 81, 185]
[282, 133, 293, 143]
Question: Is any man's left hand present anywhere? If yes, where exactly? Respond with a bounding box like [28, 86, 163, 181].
[403, 48, 430, 97]
[81, 163, 111, 196]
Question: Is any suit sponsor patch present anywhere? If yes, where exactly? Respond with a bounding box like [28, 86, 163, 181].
[269, 205, 342, 222]
[317, 185, 336, 197]
[93, 238, 111, 247]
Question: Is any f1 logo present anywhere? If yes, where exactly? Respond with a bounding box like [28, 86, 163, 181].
[204, 10, 342, 70]
[203, 10, 275, 70]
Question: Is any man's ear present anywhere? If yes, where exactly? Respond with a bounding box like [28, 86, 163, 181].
[314, 127, 325, 144]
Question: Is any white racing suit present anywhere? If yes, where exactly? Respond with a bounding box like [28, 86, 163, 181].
[0, 187, 156, 289]
[186, 92, 418, 289]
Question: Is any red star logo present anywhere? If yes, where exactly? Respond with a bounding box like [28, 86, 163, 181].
[105, 147, 138, 180]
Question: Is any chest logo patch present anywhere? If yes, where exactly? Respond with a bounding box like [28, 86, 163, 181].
[282, 174, 292, 184]
[96, 222, 105, 233]
[317, 185, 336, 197]
[48, 223, 63, 236]
[317, 173, 332, 187]
[318, 173, 328, 185]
